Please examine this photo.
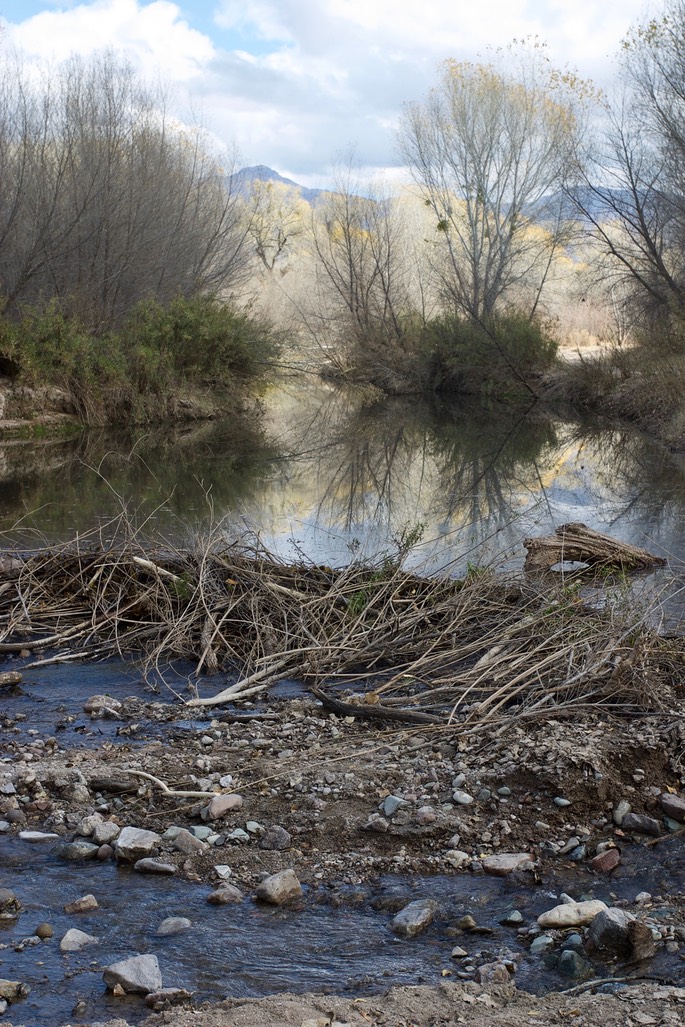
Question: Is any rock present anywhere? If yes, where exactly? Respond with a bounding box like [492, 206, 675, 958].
[114, 826, 161, 862]
[445, 850, 471, 869]
[0, 671, 22, 686]
[660, 792, 685, 823]
[628, 919, 659, 961]
[55, 840, 100, 861]
[474, 961, 510, 985]
[415, 805, 437, 825]
[227, 827, 250, 842]
[207, 885, 243, 905]
[452, 790, 474, 805]
[391, 898, 438, 938]
[254, 869, 303, 905]
[18, 830, 59, 842]
[35, 923, 53, 939]
[0, 979, 29, 1001]
[382, 795, 406, 816]
[103, 954, 162, 995]
[258, 825, 291, 851]
[587, 907, 635, 956]
[613, 799, 631, 825]
[553, 796, 572, 807]
[451, 946, 468, 958]
[482, 853, 533, 876]
[621, 813, 661, 836]
[64, 894, 99, 914]
[75, 813, 103, 837]
[134, 858, 177, 875]
[500, 910, 523, 926]
[538, 900, 608, 929]
[530, 934, 555, 954]
[68, 783, 91, 804]
[559, 949, 590, 978]
[0, 889, 21, 919]
[363, 814, 389, 832]
[172, 828, 208, 855]
[93, 821, 120, 845]
[60, 928, 99, 953]
[591, 848, 621, 873]
[156, 917, 192, 936]
[145, 988, 192, 1008]
[84, 695, 122, 715]
[206, 794, 243, 819]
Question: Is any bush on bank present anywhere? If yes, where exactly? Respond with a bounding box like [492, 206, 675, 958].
[0, 296, 280, 427]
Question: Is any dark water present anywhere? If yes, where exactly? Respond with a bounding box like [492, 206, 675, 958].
[1, 836, 684, 1026]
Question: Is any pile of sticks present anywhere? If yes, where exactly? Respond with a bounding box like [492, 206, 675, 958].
[0, 520, 680, 732]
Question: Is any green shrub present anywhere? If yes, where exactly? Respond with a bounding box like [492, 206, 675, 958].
[423, 312, 558, 398]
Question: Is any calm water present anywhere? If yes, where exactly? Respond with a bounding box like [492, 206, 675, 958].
[2, 382, 685, 580]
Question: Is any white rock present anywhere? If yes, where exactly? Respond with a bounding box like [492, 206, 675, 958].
[156, 917, 192, 937]
[114, 826, 161, 862]
[538, 899, 608, 929]
[392, 898, 438, 937]
[103, 954, 162, 994]
[60, 928, 99, 952]
[482, 853, 533, 876]
[18, 831, 59, 842]
[254, 869, 302, 905]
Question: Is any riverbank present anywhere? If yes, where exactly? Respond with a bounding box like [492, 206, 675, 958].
[1, 537, 685, 1022]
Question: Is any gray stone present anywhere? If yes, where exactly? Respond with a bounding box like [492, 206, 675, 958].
[538, 900, 608, 929]
[145, 988, 193, 1008]
[172, 828, 208, 855]
[258, 825, 291, 851]
[0, 890, 21, 919]
[207, 885, 243, 905]
[382, 795, 406, 816]
[621, 813, 661, 836]
[500, 910, 523, 925]
[191, 826, 213, 841]
[660, 792, 685, 823]
[68, 783, 91, 804]
[553, 797, 572, 807]
[64, 894, 99, 914]
[134, 858, 177, 875]
[482, 852, 532, 877]
[559, 949, 590, 978]
[628, 919, 659, 961]
[452, 790, 474, 805]
[530, 934, 555, 954]
[55, 840, 99, 861]
[60, 928, 98, 953]
[391, 898, 438, 938]
[75, 814, 103, 837]
[93, 821, 120, 845]
[254, 869, 302, 905]
[227, 828, 250, 842]
[156, 917, 192, 937]
[103, 954, 162, 995]
[114, 826, 161, 862]
[445, 849, 471, 868]
[587, 907, 635, 956]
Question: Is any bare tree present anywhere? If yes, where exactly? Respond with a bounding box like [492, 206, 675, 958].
[399, 42, 591, 325]
[245, 179, 308, 273]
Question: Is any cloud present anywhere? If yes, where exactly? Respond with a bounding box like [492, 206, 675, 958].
[0, 0, 650, 183]
[6, 0, 215, 80]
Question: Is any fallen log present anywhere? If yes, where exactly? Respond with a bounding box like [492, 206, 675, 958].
[523, 522, 666, 574]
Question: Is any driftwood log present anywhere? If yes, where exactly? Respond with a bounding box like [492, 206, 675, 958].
[523, 522, 666, 574]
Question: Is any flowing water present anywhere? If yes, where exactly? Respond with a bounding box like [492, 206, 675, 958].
[3, 384, 685, 1023]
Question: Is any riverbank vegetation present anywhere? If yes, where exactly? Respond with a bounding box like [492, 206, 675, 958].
[0, 51, 279, 427]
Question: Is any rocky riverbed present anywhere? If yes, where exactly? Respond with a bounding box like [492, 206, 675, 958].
[1, 664, 685, 1025]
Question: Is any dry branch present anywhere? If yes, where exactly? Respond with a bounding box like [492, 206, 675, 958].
[523, 522, 666, 573]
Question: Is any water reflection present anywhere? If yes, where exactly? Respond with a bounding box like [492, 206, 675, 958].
[2, 383, 685, 575]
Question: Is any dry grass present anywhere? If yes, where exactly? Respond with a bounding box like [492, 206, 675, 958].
[0, 516, 682, 738]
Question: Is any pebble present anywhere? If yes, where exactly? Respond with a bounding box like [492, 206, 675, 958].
[500, 910, 523, 926]
[445, 850, 471, 869]
[18, 831, 59, 842]
[35, 923, 53, 939]
[553, 797, 571, 807]
[558, 948, 590, 978]
[382, 795, 405, 816]
[591, 848, 621, 873]
[530, 934, 555, 954]
[54, 840, 100, 861]
[172, 828, 208, 855]
[391, 898, 438, 938]
[587, 907, 635, 957]
[621, 813, 661, 836]
[214, 865, 232, 880]
[613, 799, 631, 825]
[227, 828, 250, 843]
[207, 885, 243, 905]
[451, 946, 468, 958]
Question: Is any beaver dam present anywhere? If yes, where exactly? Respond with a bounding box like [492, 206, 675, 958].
[0, 518, 681, 736]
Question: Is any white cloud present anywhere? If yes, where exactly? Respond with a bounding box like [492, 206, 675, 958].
[6, 0, 215, 80]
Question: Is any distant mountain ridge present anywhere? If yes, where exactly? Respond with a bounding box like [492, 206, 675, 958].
[230, 165, 326, 205]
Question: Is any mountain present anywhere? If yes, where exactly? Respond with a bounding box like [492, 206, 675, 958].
[229, 165, 326, 205]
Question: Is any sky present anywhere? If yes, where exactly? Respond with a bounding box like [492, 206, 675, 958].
[0, 0, 651, 189]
